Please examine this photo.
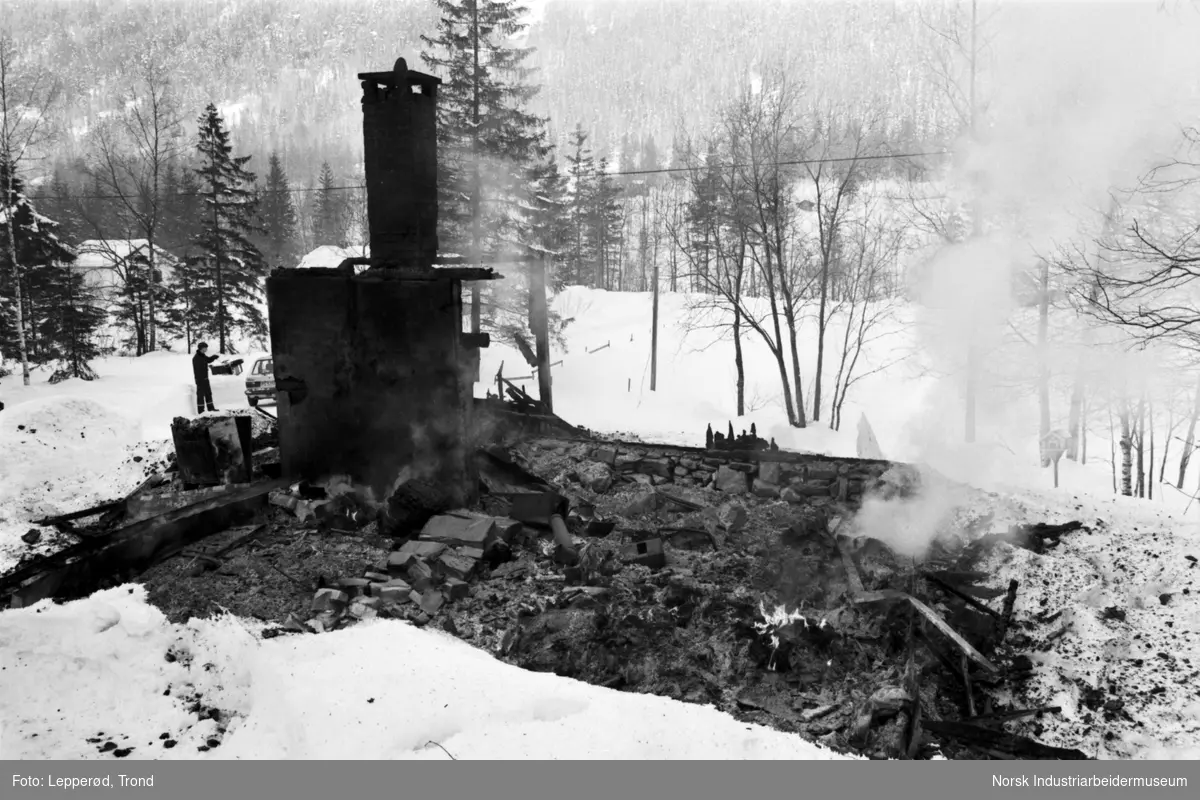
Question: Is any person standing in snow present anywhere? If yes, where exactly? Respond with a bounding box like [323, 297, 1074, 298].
[193, 342, 220, 414]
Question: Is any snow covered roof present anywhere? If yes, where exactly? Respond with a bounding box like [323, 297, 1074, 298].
[296, 245, 370, 269]
[75, 240, 177, 270]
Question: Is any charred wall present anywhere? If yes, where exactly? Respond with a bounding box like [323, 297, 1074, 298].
[266, 267, 476, 505]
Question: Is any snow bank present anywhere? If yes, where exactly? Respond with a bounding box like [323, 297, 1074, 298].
[0, 395, 172, 572]
[971, 490, 1200, 759]
[0, 396, 142, 513]
[0, 587, 851, 761]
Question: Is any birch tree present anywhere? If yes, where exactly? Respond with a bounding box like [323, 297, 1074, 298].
[0, 32, 62, 384]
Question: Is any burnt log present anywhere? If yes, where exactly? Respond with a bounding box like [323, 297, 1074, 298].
[922, 719, 1091, 760]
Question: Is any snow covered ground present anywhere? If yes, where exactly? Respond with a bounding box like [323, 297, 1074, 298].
[0, 352, 265, 573]
[1, 287, 1198, 759]
[0, 586, 846, 759]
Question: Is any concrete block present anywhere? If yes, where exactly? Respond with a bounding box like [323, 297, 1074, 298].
[491, 517, 522, 543]
[435, 553, 477, 581]
[621, 538, 666, 570]
[444, 578, 470, 601]
[338, 578, 371, 597]
[753, 479, 780, 498]
[758, 461, 784, 486]
[508, 491, 568, 526]
[419, 512, 497, 548]
[419, 590, 445, 615]
[715, 465, 750, 493]
[377, 584, 411, 604]
[455, 546, 485, 561]
[387, 551, 417, 575]
[638, 457, 674, 478]
[807, 465, 839, 482]
[396, 540, 448, 560]
[311, 588, 349, 613]
[407, 558, 435, 585]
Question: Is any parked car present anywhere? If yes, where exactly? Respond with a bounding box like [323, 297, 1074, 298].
[245, 356, 275, 407]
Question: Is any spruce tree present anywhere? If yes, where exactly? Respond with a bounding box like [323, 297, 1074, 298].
[258, 152, 299, 267]
[1, 158, 100, 379]
[523, 153, 570, 288]
[312, 160, 342, 247]
[37, 259, 106, 382]
[176, 104, 267, 354]
[160, 158, 202, 349]
[565, 123, 596, 286]
[420, 0, 549, 259]
[618, 132, 637, 192]
[588, 157, 623, 290]
[641, 135, 659, 174]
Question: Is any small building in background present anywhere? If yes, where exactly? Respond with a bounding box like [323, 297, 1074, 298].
[75, 240, 178, 306]
[296, 244, 370, 271]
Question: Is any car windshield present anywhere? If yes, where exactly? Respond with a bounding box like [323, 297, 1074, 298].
[254, 359, 272, 375]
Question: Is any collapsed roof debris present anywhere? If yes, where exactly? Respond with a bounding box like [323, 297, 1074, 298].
[2, 397, 1122, 760]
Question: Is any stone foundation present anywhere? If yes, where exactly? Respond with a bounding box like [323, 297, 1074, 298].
[520, 438, 918, 509]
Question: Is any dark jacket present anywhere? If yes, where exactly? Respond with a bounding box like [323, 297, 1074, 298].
[192, 351, 219, 383]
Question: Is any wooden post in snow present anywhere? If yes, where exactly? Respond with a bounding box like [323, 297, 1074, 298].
[531, 254, 553, 413]
[650, 250, 660, 391]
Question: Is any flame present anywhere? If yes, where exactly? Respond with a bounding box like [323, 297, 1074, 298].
[756, 601, 808, 631]
[755, 602, 809, 671]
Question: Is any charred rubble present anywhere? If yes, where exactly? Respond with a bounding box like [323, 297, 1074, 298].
[0, 406, 1096, 761]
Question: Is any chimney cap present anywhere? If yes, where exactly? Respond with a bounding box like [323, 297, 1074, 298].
[358, 58, 442, 88]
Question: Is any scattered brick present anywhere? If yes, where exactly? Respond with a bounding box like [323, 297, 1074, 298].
[395, 540, 448, 561]
[420, 512, 497, 548]
[311, 588, 349, 613]
[444, 578, 470, 601]
[435, 553, 477, 581]
[378, 584, 411, 604]
[337, 578, 370, 597]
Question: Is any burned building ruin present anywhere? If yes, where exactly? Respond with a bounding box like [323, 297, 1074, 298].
[266, 58, 498, 506]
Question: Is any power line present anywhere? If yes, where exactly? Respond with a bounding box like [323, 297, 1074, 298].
[48, 148, 951, 202]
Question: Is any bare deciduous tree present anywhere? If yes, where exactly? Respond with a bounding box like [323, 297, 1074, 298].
[83, 55, 185, 354]
[828, 196, 910, 430]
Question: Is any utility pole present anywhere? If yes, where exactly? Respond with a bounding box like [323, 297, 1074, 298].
[469, 0, 483, 381]
[650, 248, 659, 391]
[965, 0, 981, 443]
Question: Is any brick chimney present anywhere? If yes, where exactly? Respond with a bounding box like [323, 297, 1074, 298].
[359, 57, 440, 268]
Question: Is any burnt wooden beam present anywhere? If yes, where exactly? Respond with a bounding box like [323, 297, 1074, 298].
[34, 500, 126, 528]
[855, 589, 1000, 675]
[4, 478, 289, 608]
[922, 719, 1091, 760]
[922, 572, 1002, 620]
